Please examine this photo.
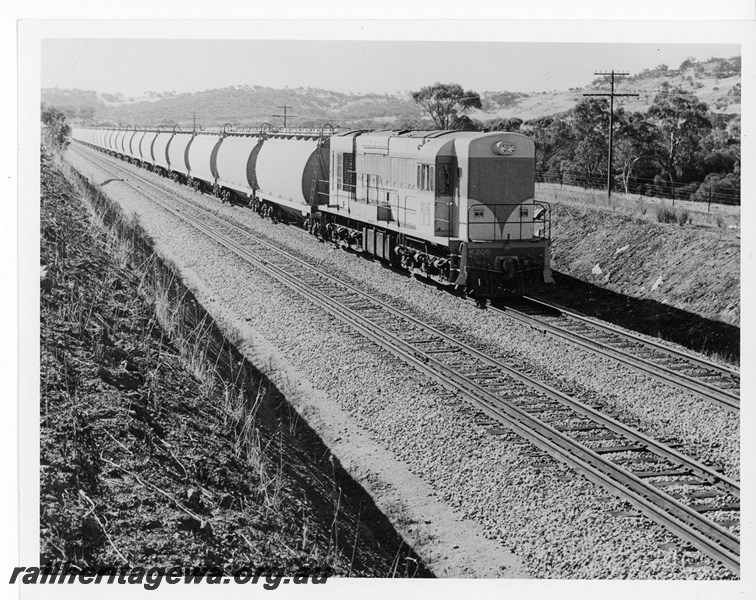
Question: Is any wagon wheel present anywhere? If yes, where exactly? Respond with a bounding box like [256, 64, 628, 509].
[221, 123, 233, 137]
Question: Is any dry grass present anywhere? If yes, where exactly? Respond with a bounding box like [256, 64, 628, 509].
[60, 159, 287, 515]
[536, 182, 740, 230]
[48, 142, 431, 576]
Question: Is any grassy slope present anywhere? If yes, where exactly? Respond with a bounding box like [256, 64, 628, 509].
[39, 147, 423, 576]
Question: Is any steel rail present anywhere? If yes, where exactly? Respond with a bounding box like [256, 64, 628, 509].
[78, 145, 739, 493]
[523, 296, 739, 378]
[71, 144, 741, 573]
[492, 299, 739, 412]
[76, 145, 741, 484]
[158, 199, 743, 575]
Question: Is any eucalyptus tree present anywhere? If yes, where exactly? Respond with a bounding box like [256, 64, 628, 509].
[646, 87, 712, 189]
[411, 83, 482, 130]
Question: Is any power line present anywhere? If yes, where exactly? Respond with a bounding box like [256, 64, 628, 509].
[584, 70, 639, 199]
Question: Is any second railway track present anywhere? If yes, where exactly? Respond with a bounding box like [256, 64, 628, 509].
[493, 297, 739, 412]
[71, 143, 742, 575]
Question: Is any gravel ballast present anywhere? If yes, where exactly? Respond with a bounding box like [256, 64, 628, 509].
[66, 148, 739, 579]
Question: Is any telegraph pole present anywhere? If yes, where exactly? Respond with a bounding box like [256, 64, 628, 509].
[187, 112, 200, 134]
[584, 71, 638, 198]
[273, 105, 296, 128]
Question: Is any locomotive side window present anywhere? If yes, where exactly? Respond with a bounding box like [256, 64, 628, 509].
[336, 152, 344, 191]
[337, 152, 356, 197]
[417, 164, 435, 191]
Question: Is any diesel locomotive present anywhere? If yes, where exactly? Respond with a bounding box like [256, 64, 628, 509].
[71, 124, 553, 299]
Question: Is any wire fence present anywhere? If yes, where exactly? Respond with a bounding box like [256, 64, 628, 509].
[535, 168, 740, 208]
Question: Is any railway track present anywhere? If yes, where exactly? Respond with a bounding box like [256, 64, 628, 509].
[70, 143, 741, 574]
[492, 297, 739, 412]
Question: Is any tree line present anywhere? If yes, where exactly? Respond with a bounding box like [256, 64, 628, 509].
[411, 82, 740, 205]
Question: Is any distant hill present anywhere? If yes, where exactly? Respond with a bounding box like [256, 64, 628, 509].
[42, 56, 740, 130]
[485, 56, 741, 121]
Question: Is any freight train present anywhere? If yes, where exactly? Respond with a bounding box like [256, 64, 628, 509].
[71, 124, 553, 301]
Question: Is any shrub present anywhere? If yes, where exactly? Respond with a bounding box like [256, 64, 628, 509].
[41, 105, 71, 151]
[634, 198, 648, 216]
[656, 206, 677, 223]
[690, 173, 740, 205]
[655, 206, 690, 226]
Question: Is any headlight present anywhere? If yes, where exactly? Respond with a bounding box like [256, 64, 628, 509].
[493, 142, 515, 155]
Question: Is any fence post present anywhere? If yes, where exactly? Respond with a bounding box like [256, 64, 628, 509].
[708, 187, 712, 212]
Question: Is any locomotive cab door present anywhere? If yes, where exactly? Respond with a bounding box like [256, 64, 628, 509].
[434, 158, 455, 237]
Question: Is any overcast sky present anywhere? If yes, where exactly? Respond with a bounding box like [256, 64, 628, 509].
[41, 39, 740, 98]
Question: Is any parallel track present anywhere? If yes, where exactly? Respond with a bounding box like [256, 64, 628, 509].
[71, 143, 741, 574]
[492, 297, 739, 412]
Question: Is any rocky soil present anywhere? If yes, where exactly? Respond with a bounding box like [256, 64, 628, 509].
[62, 145, 740, 579]
[40, 148, 427, 578]
[535, 185, 740, 360]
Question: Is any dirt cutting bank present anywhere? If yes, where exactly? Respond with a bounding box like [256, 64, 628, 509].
[534, 189, 740, 360]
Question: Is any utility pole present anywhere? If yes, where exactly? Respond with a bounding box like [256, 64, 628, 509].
[272, 105, 295, 128]
[188, 112, 198, 134]
[584, 71, 638, 198]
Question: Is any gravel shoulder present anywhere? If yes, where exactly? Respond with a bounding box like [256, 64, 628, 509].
[65, 147, 739, 579]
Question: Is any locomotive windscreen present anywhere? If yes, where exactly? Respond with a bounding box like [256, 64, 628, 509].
[467, 156, 535, 212]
